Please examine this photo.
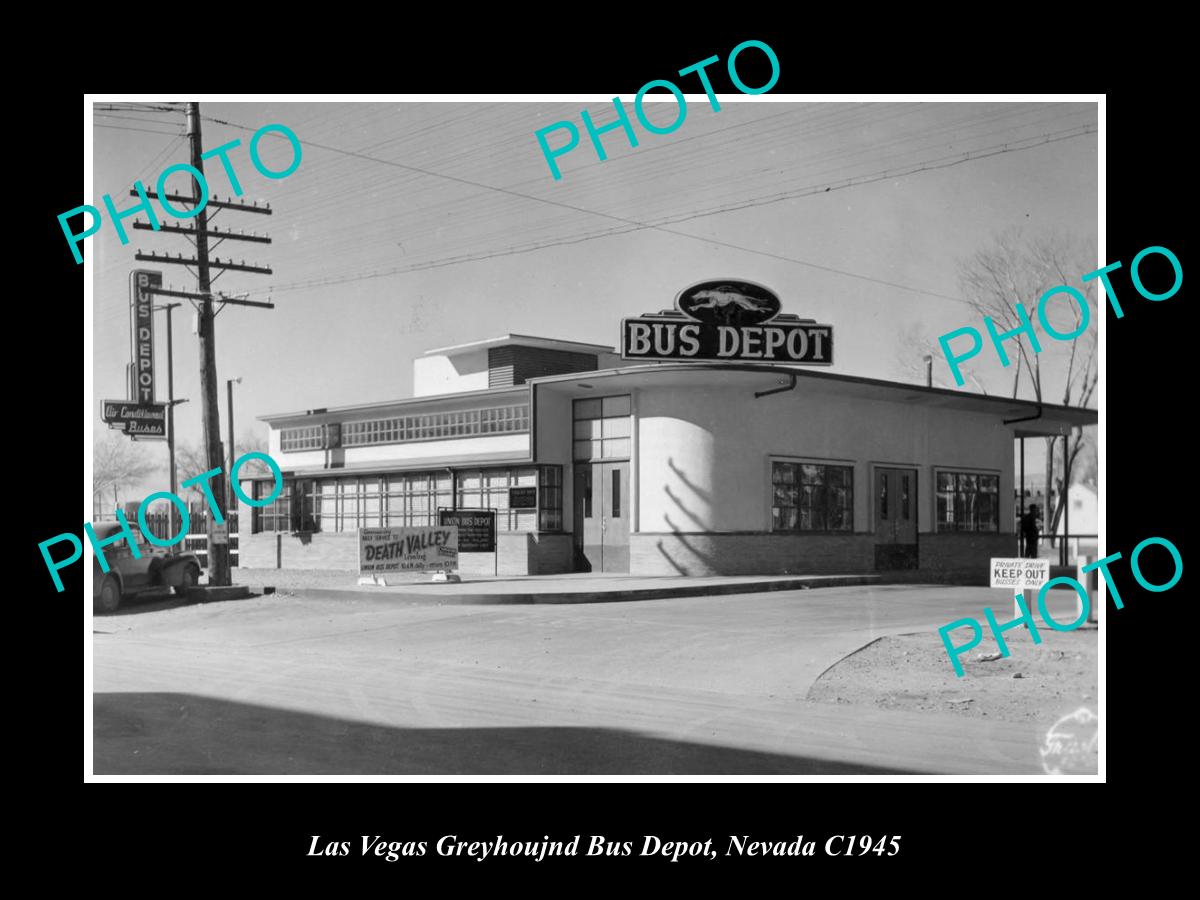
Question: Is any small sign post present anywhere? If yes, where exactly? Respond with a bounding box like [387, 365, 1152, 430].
[508, 487, 537, 509]
[989, 557, 1049, 591]
[989, 557, 1078, 628]
[439, 508, 498, 576]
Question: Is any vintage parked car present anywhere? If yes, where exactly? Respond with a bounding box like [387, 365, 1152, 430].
[92, 522, 204, 613]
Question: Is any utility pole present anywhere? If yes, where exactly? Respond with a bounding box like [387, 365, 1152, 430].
[160, 302, 181, 538]
[130, 101, 276, 586]
[189, 103, 231, 587]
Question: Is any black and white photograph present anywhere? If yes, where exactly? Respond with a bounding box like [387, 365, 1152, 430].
[79, 91, 1117, 780]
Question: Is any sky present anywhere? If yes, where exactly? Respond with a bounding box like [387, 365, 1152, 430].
[90, 98, 1098, 495]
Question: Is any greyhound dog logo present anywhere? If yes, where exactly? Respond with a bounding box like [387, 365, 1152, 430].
[677, 280, 782, 325]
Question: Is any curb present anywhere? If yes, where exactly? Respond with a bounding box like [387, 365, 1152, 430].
[277, 574, 883, 606]
[186, 585, 255, 603]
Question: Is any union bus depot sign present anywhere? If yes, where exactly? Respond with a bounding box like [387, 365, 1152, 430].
[621, 280, 833, 364]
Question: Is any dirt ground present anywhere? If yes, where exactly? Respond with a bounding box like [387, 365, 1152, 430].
[808, 626, 1098, 723]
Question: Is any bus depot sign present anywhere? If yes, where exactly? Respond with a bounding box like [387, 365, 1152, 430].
[359, 525, 459, 574]
[130, 270, 162, 403]
[621, 279, 833, 364]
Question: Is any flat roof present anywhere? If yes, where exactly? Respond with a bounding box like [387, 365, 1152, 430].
[268, 450, 533, 479]
[259, 361, 1097, 436]
[422, 334, 616, 357]
[529, 363, 1097, 436]
[258, 383, 528, 425]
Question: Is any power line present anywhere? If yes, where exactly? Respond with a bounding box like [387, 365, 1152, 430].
[96, 105, 1092, 313]
[95, 123, 186, 137]
[95, 111, 185, 126]
[241, 123, 1094, 304]
[97, 133, 187, 206]
[279, 108, 1093, 270]
[94, 103, 184, 114]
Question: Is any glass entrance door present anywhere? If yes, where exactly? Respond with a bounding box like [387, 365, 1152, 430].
[874, 467, 918, 569]
[573, 461, 630, 572]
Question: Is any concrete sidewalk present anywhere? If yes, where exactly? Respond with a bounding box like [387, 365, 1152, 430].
[231, 568, 882, 605]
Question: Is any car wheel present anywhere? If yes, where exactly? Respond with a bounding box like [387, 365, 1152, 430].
[95, 576, 121, 614]
[174, 564, 200, 596]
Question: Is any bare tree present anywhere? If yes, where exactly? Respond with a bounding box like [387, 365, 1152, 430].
[93, 434, 161, 515]
[176, 431, 272, 509]
[893, 323, 990, 394]
[233, 430, 270, 476]
[957, 229, 1099, 542]
[174, 440, 210, 503]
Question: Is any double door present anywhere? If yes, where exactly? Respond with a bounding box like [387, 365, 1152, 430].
[875, 466, 918, 569]
[573, 461, 629, 573]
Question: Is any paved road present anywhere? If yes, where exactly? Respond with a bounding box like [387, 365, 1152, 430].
[92, 584, 1053, 775]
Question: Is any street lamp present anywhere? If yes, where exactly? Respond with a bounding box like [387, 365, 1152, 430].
[227, 377, 242, 512]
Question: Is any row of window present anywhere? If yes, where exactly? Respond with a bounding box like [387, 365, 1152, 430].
[770, 462, 999, 533]
[279, 404, 531, 453]
[252, 466, 562, 534]
[251, 461, 1001, 535]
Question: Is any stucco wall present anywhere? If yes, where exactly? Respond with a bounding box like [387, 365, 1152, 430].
[412, 349, 490, 396]
[632, 532, 875, 576]
[635, 382, 1014, 536]
[534, 387, 574, 532]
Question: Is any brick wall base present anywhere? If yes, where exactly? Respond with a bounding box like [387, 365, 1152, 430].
[630, 531, 1018, 582]
[915, 532, 1019, 585]
[239, 530, 573, 576]
[631, 532, 877, 576]
[241, 529, 1017, 583]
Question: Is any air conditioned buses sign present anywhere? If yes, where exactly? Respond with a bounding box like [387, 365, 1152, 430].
[621, 280, 833, 364]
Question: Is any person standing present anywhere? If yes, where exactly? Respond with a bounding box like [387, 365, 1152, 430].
[1020, 504, 1041, 558]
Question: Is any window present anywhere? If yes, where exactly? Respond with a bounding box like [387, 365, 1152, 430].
[573, 395, 631, 460]
[771, 461, 853, 532]
[936, 470, 999, 532]
[451, 465, 563, 532]
[280, 425, 324, 452]
[458, 467, 537, 532]
[253, 480, 291, 532]
[337, 404, 530, 448]
[539, 465, 563, 531]
[257, 466, 563, 534]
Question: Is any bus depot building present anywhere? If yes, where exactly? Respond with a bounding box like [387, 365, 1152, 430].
[238, 327, 1095, 583]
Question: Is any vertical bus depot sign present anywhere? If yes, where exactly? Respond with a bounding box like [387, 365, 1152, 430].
[621, 279, 833, 364]
[130, 269, 161, 402]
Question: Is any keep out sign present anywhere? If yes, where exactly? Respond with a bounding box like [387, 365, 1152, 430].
[989, 557, 1049, 590]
